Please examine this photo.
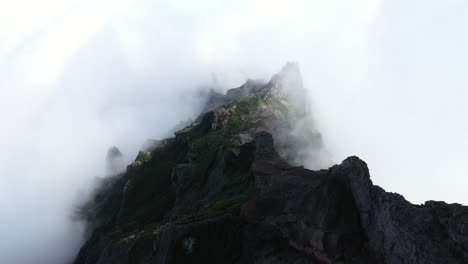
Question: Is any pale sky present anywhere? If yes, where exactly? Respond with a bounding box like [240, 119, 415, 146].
[0, 0, 467, 263]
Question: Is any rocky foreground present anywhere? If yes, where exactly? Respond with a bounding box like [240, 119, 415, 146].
[74, 64, 468, 264]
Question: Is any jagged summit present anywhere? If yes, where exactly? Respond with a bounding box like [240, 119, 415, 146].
[202, 79, 264, 113]
[203, 62, 306, 113]
[269, 62, 303, 89]
[190, 63, 326, 167]
[74, 65, 468, 264]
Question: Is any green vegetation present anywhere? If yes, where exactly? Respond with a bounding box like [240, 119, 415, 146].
[135, 151, 152, 163]
[175, 194, 250, 224]
[107, 228, 127, 241]
[232, 94, 261, 114]
[117, 139, 187, 229]
[175, 142, 255, 225]
[189, 94, 261, 160]
[264, 96, 291, 120]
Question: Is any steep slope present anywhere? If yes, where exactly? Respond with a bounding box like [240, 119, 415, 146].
[74, 64, 468, 264]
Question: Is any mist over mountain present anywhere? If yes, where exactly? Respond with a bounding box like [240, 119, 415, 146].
[74, 65, 468, 264]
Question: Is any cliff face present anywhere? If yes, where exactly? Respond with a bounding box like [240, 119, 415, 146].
[74, 64, 468, 264]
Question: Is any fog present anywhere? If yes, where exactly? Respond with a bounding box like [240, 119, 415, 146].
[0, 0, 467, 263]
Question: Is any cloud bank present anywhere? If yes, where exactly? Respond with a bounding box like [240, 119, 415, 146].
[0, 0, 467, 263]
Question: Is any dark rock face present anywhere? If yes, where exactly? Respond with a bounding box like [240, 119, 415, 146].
[205, 107, 231, 131]
[74, 65, 468, 264]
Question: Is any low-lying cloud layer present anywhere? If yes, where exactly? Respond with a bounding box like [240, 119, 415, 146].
[1, 0, 467, 263]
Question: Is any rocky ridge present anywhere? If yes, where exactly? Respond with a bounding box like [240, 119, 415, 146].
[74, 63, 468, 264]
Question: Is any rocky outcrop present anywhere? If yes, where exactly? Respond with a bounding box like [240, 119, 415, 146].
[207, 107, 231, 131]
[202, 79, 265, 113]
[106, 146, 124, 175]
[74, 65, 468, 264]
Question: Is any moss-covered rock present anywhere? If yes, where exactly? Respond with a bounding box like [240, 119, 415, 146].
[135, 151, 152, 163]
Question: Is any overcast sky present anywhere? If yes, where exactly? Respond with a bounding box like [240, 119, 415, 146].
[0, 0, 467, 263]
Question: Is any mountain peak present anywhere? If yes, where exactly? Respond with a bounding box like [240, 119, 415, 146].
[269, 61, 303, 90]
[260, 62, 308, 116]
[75, 66, 468, 264]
